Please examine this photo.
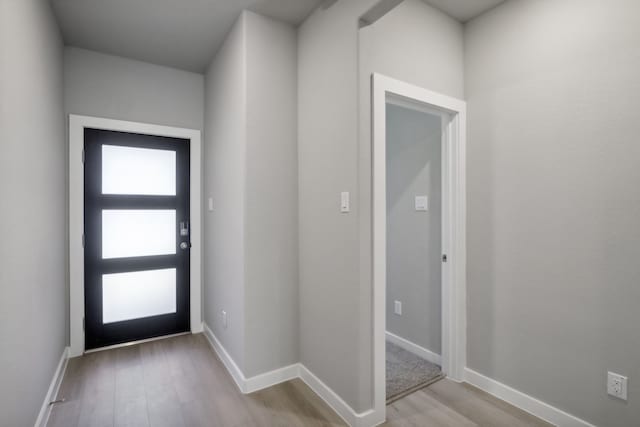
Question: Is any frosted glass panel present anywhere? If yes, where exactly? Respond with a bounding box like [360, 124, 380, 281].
[103, 268, 176, 324]
[102, 145, 176, 195]
[102, 210, 176, 259]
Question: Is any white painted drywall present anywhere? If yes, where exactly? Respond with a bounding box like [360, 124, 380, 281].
[64, 47, 204, 130]
[465, 1, 640, 425]
[298, 0, 378, 412]
[386, 104, 442, 355]
[0, 0, 66, 425]
[244, 11, 299, 377]
[359, 0, 464, 99]
[298, 0, 464, 412]
[203, 13, 247, 371]
[203, 11, 298, 378]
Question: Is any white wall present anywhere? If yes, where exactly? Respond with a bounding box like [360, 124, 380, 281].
[244, 11, 298, 377]
[0, 0, 66, 425]
[465, 1, 640, 425]
[204, 14, 247, 370]
[64, 47, 204, 130]
[298, 0, 378, 412]
[359, 0, 464, 99]
[298, 0, 464, 412]
[386, 104, 442, 354]
[204, 10, 298, 377]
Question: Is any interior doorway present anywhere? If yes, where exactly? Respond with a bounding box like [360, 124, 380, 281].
[384, 103, 445, 403]
[372, 74, 467, 421]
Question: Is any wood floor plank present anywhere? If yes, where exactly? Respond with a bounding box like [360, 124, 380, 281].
[48, 399, 82, 427]
[425, 380, 554, 427]
[179, 398, 218, 427]
[459, 383, 555, 426]
[114, 395, 149, 427]
[48, 334, 553, 427]
[55, 356, 86, 402]
[76, 388, 115, 427]
[384, 386, 477, 427]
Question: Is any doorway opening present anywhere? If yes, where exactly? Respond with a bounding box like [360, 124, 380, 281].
[384, 103, 445, 403]
[372, 74, 467, 420]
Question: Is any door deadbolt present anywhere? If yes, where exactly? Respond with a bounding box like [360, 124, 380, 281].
[180, 242, 191, 250]
[180, 221, 189, 236]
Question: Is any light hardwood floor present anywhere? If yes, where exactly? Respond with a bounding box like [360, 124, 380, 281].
[47, 334, 552, 427]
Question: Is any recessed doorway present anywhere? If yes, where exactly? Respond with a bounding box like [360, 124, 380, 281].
[69, 115, 203, 357]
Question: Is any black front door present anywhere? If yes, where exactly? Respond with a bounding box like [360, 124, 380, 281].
[84, 128, 190, 350]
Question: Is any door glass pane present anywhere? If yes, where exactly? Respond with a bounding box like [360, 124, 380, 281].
[102, 145, 176, 195]
[102, 268, 176, 324]
[102, 210, 175, 259]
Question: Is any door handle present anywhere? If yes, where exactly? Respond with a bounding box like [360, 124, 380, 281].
[180, 242, 191, 250]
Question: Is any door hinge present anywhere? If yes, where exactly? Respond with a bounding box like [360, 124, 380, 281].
[442, 254, 448, 263]
[82, 317, 85, 331]
[82, 233, 85, 248]
[82, 149, 85, 163]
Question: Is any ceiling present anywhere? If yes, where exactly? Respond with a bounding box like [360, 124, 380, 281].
[423, 0, 506, 22]
[51, 0, 506, 74]
[50, 0, 324, 73]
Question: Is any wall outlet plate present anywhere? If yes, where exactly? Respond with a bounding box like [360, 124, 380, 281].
[607, 371, 628, 400]
[221, 310, 228, 329]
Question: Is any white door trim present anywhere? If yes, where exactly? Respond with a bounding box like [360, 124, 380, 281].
[372, 73, 467, 421]
[69, 114, 203, 358]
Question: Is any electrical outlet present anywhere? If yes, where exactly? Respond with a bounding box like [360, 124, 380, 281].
[221, 310, 228, 329]
[607, 372, 628, 400]
[394, 300, 402, 315]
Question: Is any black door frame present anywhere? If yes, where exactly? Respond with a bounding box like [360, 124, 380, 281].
[83, 128, 190, 350]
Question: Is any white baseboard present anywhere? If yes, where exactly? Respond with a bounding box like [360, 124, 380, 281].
[202, 323, 246, 392]
[298, 365, 385, 427]
[35, 346, 69, 427]
[464, 368, 597, 427]
[385, 331, 442, 365]
[201, 323, 298, 394]
[245, 363, 299, 393]
[182, 325, 601, 427]
[201, 323, 380, 426]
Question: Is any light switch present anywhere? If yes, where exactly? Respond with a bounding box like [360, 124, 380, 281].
[208, 197, 214, 212]
[415, 196, 428, 211]
[394, 300, 402, 315]
[341, 192, 350, 213]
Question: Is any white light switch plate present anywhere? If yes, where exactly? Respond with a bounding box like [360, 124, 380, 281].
[341, 192, 350, 213]
[208, 197, 214, 212]
[394, 300, 402, 315]
[415, 196, 428, 211]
